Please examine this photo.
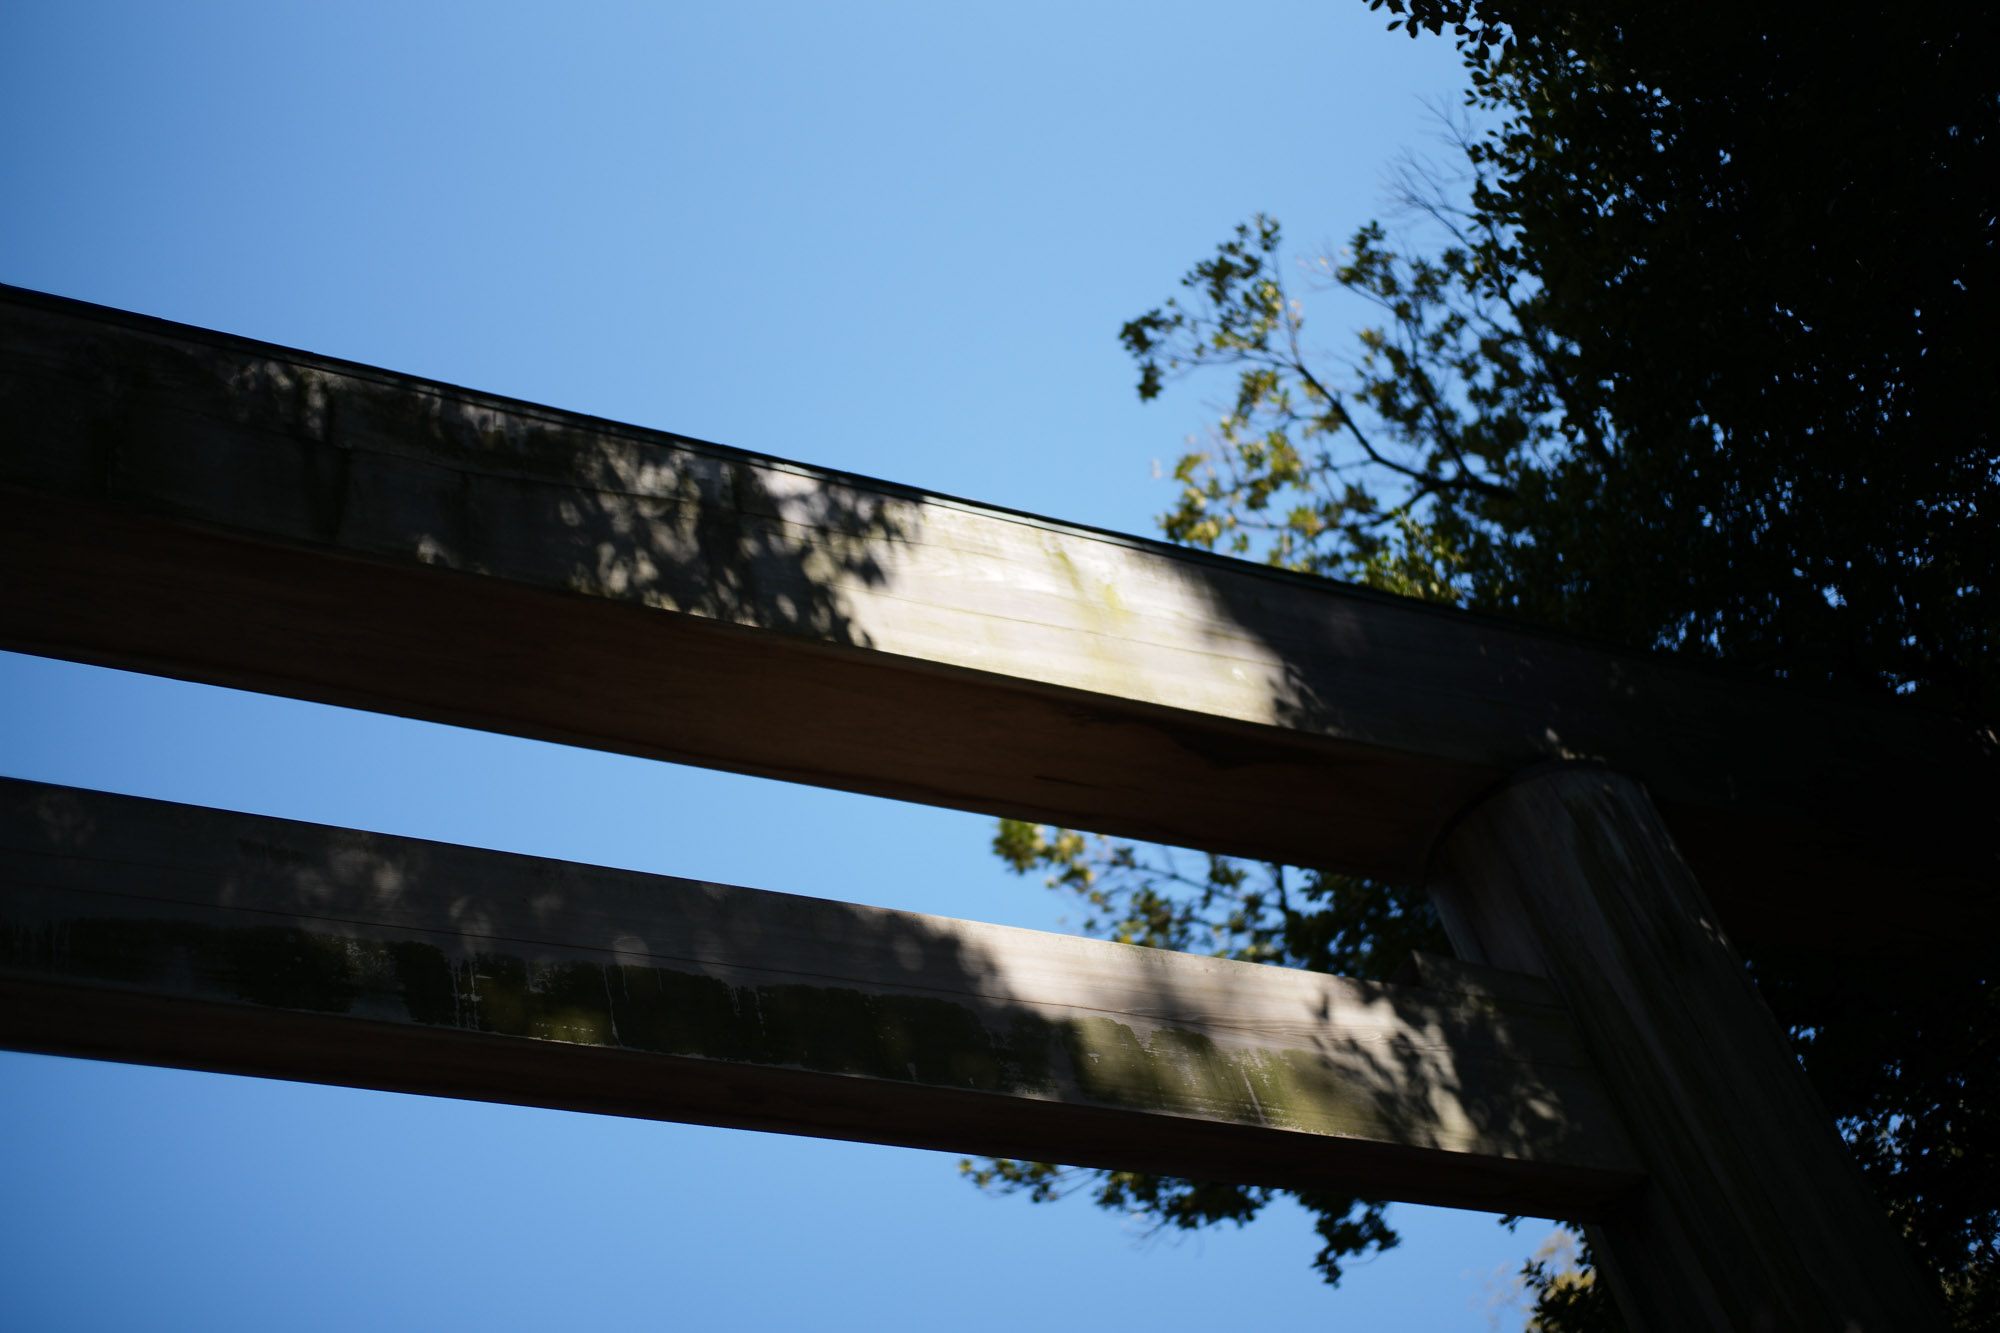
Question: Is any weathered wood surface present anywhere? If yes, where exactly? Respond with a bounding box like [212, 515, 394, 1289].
[1, 286, 1992, 951]
[1428, 767, 1944, 1332]
[0, 778, 1640, 1216]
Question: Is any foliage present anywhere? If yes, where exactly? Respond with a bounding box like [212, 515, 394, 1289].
[987, 820, 1444, 975]
[1122, 210, 1544, 599]
[1507, 1228, 1627, 1333]
[960, 1155, 1400, 1289]
[1391, 7, 2000, 1324]
[1379, 1, 2000, 712]
[970, 4, 1998, 1328]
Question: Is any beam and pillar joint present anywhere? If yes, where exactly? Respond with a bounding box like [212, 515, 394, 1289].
[1427, 765, 1945, 1331]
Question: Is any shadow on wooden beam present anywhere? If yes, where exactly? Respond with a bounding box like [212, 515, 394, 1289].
[1, 778, 1641, 1219]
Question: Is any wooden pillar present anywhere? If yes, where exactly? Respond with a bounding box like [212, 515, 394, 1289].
[1425, 765, 1943, 1332]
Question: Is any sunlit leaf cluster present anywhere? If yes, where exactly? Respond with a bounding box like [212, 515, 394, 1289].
[1119, 197, 1588, 612]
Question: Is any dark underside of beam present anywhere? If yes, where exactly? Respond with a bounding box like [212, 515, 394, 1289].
[0, 494, 1463, 895]
[0, 978, 1626, 1219]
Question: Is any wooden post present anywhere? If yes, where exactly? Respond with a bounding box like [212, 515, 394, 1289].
[1426, 766, 1944, 1331]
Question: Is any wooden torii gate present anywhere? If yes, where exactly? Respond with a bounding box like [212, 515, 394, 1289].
[2, 287, 1990, 1328]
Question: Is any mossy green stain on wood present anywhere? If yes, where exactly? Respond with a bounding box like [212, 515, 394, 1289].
[1065, 1015, 1236, 1115]
[1054, 1017, 1412, 1142]
[0, 914, 1075, 1096]
[0, 911, 1426, 1134]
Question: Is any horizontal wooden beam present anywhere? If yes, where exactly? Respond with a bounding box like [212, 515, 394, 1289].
[0, 779, 1640, 1216]
[1, 287, 1992, 950]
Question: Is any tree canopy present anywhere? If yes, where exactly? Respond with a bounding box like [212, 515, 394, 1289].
[970, 5, 1998, 1328]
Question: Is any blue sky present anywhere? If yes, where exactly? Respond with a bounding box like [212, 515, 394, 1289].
[1, 3, 1554, 1327]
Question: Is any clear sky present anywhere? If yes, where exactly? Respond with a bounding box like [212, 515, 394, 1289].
[1, 3, 1555, 1327]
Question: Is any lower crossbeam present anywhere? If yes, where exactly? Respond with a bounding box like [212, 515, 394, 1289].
[0, 777, 1638, 1217]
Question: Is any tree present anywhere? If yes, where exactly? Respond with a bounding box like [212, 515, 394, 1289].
[966, 4, 1999, 1327]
